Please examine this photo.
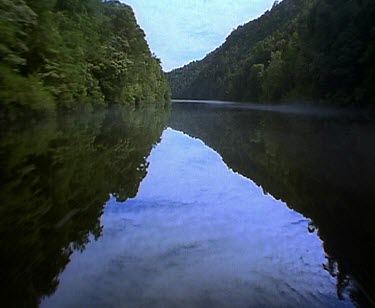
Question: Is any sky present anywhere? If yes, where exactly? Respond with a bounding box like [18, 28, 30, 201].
[123, 0, 277, 72]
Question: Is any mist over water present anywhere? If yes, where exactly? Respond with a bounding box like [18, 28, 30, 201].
[172, 99, 373, 118]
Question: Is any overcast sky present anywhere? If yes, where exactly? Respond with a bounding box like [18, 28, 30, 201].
[123, 1, 276, 72]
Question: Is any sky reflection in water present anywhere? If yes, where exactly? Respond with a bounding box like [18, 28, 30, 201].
[42, 128, 351, 308]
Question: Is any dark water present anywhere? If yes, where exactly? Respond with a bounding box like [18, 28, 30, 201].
[1, 102, 375, 307]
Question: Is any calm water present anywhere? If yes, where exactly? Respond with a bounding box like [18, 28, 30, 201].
[1, 102, 375, 307]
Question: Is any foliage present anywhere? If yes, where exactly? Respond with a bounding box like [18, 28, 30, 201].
[0, 0, 170, 115]
[168, 0, 375, 106]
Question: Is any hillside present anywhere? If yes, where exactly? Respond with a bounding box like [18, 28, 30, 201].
[168, 0, 375, 105]
[0, 0, 171, 115]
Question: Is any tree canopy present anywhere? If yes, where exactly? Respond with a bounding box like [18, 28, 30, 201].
[0, 0, 170, 116]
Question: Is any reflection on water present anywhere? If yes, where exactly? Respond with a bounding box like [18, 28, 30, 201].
[42, 128, 352, 308]
[170, 102, 375, 307]
[0, 106, 170, 307]
[1, 101, 374, 307]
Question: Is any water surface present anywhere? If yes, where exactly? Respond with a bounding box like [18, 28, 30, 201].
[1, 102, 374, 307]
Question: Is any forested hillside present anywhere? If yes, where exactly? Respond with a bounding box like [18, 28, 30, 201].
[0, 0, 170, 115]
[168, 0, 375, 105]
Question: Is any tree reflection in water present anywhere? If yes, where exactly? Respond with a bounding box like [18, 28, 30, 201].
[169, 101, 375, 307]
[0, 105, 170, 307]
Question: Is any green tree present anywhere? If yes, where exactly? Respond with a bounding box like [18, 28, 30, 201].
[0, 0, 170, 117]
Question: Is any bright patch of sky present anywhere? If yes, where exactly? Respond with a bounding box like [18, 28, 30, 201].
[123, 0, 277, 72]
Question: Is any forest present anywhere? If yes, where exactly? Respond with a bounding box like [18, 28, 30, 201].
[168, 0, 375, 106]
[0, 0, 170, 116]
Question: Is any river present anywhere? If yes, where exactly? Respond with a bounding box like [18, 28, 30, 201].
[1, 101, 374, 307]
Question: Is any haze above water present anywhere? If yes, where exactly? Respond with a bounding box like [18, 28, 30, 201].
[1, 101, 374, 307]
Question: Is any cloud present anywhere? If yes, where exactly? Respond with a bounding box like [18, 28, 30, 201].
[123, 0, 275, 71]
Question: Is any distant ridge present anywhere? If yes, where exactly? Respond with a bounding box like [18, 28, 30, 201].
[168, 0, 375, 106]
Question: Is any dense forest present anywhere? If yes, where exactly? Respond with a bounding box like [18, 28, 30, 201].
[168, 0, 375, 105]
[0, 0, 170, 116]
